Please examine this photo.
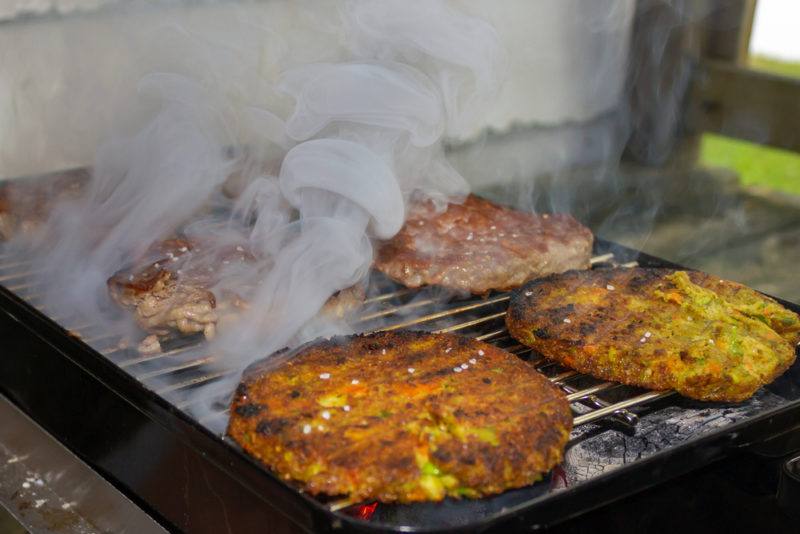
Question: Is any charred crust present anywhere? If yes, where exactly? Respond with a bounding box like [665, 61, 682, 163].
[579, 323, 597, 335]
[424, 367, 456, 379]
[432, 449, 452, 463]
[548, 305, 575, 317]
[233, 403, 265, 417]
[289, 390, 301, 399]
[255, 418, 290, 435]
[627, 268, 670, 291]
[534, 328, 551, 339]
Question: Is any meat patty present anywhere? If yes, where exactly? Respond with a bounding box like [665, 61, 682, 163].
[506, 268, 800, 402]
[108, 238, 365, 341]
[374, 195, 593, 294]
[227, 330, 572, 503]
[0, 170, 88, 242]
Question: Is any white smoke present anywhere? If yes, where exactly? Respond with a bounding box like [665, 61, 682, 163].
[213, 0, 504, 366]
[22, 0, 504, 405]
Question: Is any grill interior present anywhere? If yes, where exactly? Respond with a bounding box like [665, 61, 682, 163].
[0, 246, 675, 504]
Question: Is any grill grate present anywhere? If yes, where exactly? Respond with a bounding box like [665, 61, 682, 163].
[0, 249, 676, 511]
[0, 251, 674, 427]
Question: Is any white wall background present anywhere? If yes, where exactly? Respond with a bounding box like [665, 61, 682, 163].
[0, 0, 634, 180]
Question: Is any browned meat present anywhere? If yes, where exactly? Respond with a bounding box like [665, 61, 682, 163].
[107, 238, 236, 340]
[321, 285, 366, 319]
[228, 330, 572, 503]
[108, 238, 365, 342]
[374, 195, 593, 294]
[0, 169, 89, 241]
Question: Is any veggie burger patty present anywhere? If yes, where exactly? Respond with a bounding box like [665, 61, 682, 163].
[506, 267, 800, 402]
[227, 330, 572, 503]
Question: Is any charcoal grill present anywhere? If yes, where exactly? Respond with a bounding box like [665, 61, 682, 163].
[2, 199, 800, 532]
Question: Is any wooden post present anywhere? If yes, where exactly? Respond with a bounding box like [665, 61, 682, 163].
[702, 0, 757, 63]
[623, 0, 769, 166]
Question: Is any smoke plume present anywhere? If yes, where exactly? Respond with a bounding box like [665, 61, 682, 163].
[18, 0, 504, 421]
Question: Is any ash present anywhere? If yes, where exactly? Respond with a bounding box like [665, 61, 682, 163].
[563, 388, 786, 483]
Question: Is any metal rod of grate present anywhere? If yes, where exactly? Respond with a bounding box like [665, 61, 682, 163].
[0, 251, 668, 425]
[147, 255, 654, 430]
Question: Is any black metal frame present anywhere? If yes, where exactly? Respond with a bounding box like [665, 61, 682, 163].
[2, 241, 800, 533]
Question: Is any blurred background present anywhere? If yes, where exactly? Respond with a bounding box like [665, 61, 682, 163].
[0, 0, 797, 295]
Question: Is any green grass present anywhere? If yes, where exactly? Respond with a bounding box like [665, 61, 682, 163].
[700, 55, 800, 196]
[749, 55, 800, 79]
[700, 133, 800, 196]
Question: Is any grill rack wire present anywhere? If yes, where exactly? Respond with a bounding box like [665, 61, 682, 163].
[0, 249, 675, 513]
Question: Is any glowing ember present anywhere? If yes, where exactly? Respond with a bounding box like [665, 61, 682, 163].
[349, 501, 378, 521]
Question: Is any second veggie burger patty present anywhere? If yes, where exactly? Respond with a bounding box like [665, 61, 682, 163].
[506, 267, 800, 402]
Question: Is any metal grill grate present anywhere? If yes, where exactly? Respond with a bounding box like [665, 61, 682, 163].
[0, 249, 678, 512]
[0, 250, 675, 428]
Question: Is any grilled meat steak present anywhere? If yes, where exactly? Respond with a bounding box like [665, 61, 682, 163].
[322, 285, 367, 320]
[108, 238, 364, 341]
[0, 170, 88, 241]
[374, 194, 593, 294]
[227, 330, 572, 503]
[107, 238, 234, 339]
[507, 268, 800, 402]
